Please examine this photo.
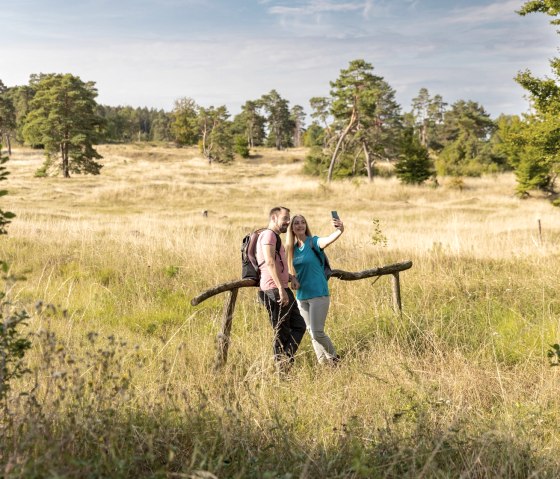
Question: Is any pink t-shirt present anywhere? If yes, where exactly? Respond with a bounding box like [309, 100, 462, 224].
[256, 229, 289, 291]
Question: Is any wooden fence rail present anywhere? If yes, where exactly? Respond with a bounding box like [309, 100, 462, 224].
[191, 260, 412, 368]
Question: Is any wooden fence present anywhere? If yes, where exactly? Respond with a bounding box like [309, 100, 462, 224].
[191, 260, 412, 369]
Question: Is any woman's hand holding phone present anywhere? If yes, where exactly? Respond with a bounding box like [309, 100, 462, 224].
[331, 211, 344, 232]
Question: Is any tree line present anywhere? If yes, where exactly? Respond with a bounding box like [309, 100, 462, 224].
[0, 70, 522, 181]
[0, 0, 558, 203]
[0, 75, 309, 174]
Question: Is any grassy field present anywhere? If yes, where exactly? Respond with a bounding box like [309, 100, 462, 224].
[1, 144, 560, 478]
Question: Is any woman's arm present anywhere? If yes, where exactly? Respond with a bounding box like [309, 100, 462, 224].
[317, 218, 344, 250]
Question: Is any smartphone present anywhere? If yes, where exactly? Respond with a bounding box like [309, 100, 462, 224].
[331, 210, 339, 220]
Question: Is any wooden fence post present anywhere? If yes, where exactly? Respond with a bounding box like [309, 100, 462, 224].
[214, 288, 239, 369]
[391, 273, 402, 314]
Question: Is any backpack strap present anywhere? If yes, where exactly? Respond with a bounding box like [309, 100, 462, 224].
[310, 237, 332, 279]
[274, 231, 284, 273]
[310, 237, 324, 267]
[257, 229, 284, 272]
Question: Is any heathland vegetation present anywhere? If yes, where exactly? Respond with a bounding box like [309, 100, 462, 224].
[1, 1, 560, 477]
[0, 143, 559, 477]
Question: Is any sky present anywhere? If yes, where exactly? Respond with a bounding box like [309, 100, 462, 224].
[2, 0, 559, 119]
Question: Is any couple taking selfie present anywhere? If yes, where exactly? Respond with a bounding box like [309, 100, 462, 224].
[255, 206, 344, 373]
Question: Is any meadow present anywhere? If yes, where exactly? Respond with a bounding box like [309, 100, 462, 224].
[1, 144, 560, 478]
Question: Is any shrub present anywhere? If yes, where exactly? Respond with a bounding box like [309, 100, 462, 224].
[303, 146, 329, 176]
[0, 274, 31, 403]
[234, 135, 250, 158]
[0, 145, 31, 405]
[395, 131, 434, 184]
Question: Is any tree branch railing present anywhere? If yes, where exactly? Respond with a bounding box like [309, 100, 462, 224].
[191, 260, 412, 369]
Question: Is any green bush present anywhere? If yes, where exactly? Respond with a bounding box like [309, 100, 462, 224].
[0, 145, 31, 405]
[303, 146, 329, 176]
[0, 276, 31, 403]
[395, 130, 434, 184]
[234, 135, 250, 158]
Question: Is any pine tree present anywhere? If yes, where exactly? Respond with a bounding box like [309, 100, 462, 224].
[259, 90, 293, 150]
[170, 97, 199, 146]
[410, 88, 446, 150]
[395, 129, 434, 185]
[23, 74, 103, 178]
[325, 59, 402, 182]
[234, 135, 250, 158]
[0, 81, 16, 155]
[290, 105, 306, 147]
[231, 101, 266, 148]
[435, 100, 496, 177]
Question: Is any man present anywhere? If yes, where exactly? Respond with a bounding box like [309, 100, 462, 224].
[256, 206, 306, 372]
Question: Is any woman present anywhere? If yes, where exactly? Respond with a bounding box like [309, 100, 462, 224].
[286, 214, 344, 365]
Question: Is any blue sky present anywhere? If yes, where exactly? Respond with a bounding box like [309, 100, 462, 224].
[2, 0, 558, 119]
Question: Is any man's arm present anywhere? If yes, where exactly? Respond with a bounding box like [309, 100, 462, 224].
[263, 243, 289, 306]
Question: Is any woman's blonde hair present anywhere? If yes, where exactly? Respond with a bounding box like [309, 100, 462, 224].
[286, 214, 312, 276]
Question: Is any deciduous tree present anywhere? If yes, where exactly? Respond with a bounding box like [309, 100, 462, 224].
[488, 115, 522, 172]
[517, 0, 560, 22]
[171, 97, 199, 146]
[151, 110, 172, 142]
[512, 1, 560, 196]
[198, 105, 233, 164]
[509, 111, 559, 195]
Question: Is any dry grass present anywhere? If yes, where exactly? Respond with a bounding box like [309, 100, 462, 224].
[2, 144, 560, 478]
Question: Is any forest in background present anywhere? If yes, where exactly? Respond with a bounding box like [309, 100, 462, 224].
[0, 0, 559, 201]
[0, 68, 541, 187]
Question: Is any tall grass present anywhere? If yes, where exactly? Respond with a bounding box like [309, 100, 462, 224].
[1, 144, 560, 478]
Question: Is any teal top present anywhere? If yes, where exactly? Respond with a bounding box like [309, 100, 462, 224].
[293, 235, 329, 301]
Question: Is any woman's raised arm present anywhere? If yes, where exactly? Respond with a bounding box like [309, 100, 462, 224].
[317, 218, 344, 250]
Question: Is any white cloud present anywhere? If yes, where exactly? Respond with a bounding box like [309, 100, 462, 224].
[265, 0, 378, 38]
[362, 0, 374, 19]
[1, 29, 543, 118]
[268, 0, 373, 18]
[443, 0, 523, 25]
[2, 0, 557, 120]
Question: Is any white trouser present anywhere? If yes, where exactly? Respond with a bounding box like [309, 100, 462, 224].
[296, 296, 337, 363]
